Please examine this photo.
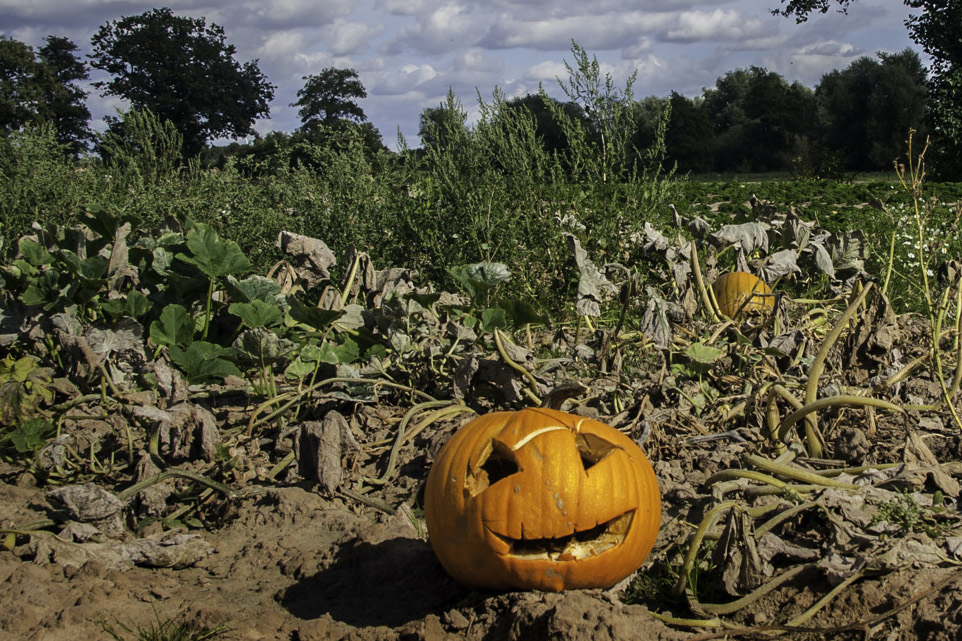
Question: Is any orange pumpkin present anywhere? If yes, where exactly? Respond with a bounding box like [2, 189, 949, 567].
[424, 407, 661, 591]
[711, 271, 774, 320]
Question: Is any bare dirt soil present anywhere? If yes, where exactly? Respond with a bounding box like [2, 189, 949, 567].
[0, 478, 689, 641]
[4, 400, 962, 641]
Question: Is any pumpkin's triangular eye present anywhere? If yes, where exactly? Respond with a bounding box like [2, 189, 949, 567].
[480, 441, 520, 484]
[576, 433, 616, 471]
[466, 440, 520, 496]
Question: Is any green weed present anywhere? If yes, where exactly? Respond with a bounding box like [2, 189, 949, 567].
[101, 610, 229, 641]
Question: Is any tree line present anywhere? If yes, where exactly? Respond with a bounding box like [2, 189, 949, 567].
[0, 4, 958, 178]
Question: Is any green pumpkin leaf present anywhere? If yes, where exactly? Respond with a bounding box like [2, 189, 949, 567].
[102, 290, 150, 319]
[499, 299, 547, 328]
[8, 418, 56, 453]
[232, 327, 296, 364]
[684, 342, 725, 365]
[316, 342, 340, 364]
[169, 341, 242, 384]
[480, 307, 508, 333]
[149, 304, 195, 349]
[334, 337, 360, 363]
[288, 297, 343, 331]
[284, 356, 317, 380]
[177, 223, 252, 280]
[22, 271, 62, 309]
[18, 238, 53, 267]
[229, 300, 284, 329]
[448, 262, 511, 298]
[79, 255, 109, 282]
[11, 258, 38, 279]
[225, 275, 284, 304]
[365, 344, 388, 359]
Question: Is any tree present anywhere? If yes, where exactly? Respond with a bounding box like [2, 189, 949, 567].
[289, 68, 385, 162]
[0, 37, 40, 133]
[89, 7, 275, 157]
[866, 49, 929, 167]
[37, 37, 92, 154]
[776, 0, 962, 177]
[816, 59, 875, 171]
[0, 35, 91, 154]
[293, 68, 367, 128]
[773, 0, 855, 21]
[816, 52, 927, 172]
[905, 0, 962, 177]
[664, 92, 714, 173]
[702, 67, 815, 172]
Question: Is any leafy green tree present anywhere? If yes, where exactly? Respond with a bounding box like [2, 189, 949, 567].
[0, 37, 39, 134]
[867, 49, 929, 168]
[293, 67, 367, 127]
[703, 67, 814, 171]
[776, 0, 962, 177]
[89, 7, 275, 157]
[664, 92, 714, 173]
[291, 67, 385, 161]
[816, 59, 873, 171]
[773, 0, 855, 21]
[816, 50, 928, 172]
[0, 36, 91, 154]
[905, 0, 962, 177]
[37, 37, 91, 154]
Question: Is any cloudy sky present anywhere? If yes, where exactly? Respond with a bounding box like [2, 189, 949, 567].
[1, 0, 921, 149]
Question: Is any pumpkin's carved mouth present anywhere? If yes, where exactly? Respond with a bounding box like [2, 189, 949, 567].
[489, 510, 634, 561]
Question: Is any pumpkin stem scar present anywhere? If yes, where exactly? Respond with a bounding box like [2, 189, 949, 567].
[510, 426, 569, 451]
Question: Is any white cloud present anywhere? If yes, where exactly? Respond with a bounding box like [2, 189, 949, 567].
[383, 3, 484, 55]
[524, 60, 568, 84]
[324, 19, 383, 55]
[375, 0, 440, 16]
[484, 11, 675, 51]
[370, 63, 439, 95]
[239, 0, 352, 29]
[782, 40, 866, 84]
[664, 9, 766, 42]
[258, 29, 308, 59]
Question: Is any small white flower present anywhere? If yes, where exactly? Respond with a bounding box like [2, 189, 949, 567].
[927, 269, 935, 277]
[907, 252, 916, 258]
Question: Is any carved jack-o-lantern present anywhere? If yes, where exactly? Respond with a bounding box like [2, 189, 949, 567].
[424, 407, 661, 591]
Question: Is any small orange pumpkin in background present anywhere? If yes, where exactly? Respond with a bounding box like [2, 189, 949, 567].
[424, 407, 661, 592]
[711, 271, 774, 320]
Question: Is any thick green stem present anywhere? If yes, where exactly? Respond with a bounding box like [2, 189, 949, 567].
[777, 394, 903, 445]
[801, 282, 874, 456]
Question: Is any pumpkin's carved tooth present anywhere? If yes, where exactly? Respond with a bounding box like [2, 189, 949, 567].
[490, 511, 635, 561]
